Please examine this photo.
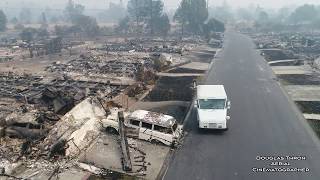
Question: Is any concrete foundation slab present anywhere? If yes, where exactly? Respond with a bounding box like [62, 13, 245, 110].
[304, 114, 320, 121]
[180, 62, 210, 71]
[272, 65, 313, 75]
[285, 85, 320, 101]
[79, 134, 123, 172]
[79, 134, 170, 180]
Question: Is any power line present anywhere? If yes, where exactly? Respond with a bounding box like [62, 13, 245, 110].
[0, 6, 108, 12]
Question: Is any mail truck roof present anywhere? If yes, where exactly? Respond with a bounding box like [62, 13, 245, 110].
[197, 85, 227, 99]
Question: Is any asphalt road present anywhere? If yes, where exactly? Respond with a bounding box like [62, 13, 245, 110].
[163, 31, 320, 180]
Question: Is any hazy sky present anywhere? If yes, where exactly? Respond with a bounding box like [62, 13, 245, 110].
[1, 0, 320, 10]
[78, 0, 320, 9]
[167, 0, 320, 9]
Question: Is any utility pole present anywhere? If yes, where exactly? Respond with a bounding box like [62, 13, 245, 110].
[135, 0, 139, 36]
[150, 0, 153, 35]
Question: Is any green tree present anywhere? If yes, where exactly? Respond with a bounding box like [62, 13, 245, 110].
[174, 0, 208, 35]
[0, 10, 7, 32]
[148, 0, 164, 34]
[153, 13, 170, 37]
[64, 0, 99, 37]
[72, 15, 99, 37]
[204, 18, 225, 33]
[174, 0, 190, 35]
[127, 0, 166, 35]
[117, 16, 130, 34]
[289, 4, 318, 24]
[127, 0, 149, 31]
[64, 0, 85, 23]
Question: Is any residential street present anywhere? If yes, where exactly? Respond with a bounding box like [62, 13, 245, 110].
[164, 31, 320, 180]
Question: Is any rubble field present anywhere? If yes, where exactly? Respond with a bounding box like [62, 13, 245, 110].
[0, 72, 125, 98]
[0, 30, 224, 179]
[45, 52, 153, 80]
[101, 41, 183, 54]
[253, 32, 320, 57]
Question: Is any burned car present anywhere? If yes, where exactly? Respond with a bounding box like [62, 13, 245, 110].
[103, 109, 183, 146]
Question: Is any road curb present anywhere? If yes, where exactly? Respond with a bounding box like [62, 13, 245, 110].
[270, 65, 320, 150]
[254, 40, 320, 150]
[157, 148, 175, 180]
[158, 46, 223, 180]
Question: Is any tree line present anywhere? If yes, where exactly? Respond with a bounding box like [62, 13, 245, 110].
[210, 3, 320, 32]
[0, 0, 226, 38]
[117, 0, 225, 37]
[251, 4, 320, 31]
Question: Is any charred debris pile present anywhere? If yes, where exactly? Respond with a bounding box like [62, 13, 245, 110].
[101, 39, 184, 54]
[0, 37, 196, 179]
